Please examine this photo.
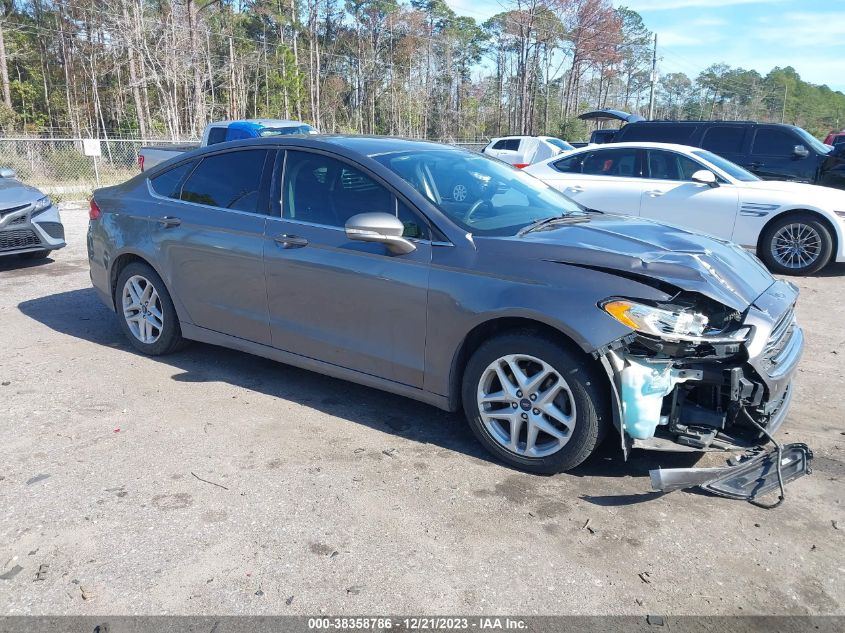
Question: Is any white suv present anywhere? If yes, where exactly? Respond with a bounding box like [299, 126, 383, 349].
[482, 136, 574, 168]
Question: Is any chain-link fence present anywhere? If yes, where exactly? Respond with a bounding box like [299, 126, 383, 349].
[0, 137, 489, 200]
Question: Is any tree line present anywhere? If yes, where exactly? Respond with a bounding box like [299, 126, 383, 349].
[1, 0, 843, 141]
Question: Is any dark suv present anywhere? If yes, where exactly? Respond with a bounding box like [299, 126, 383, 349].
[612, 120, 845, 189]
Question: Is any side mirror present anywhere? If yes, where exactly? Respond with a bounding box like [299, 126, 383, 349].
[0, 168, 16, 179]
[345, 212, 416, 255]
[793, 144, 809, 158]
[691, 169, 718, 187]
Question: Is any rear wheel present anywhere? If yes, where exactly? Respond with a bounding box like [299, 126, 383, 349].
[462, 331, 609, 474]
[759, 213, 833, 275]
[115, 262, 186, 355]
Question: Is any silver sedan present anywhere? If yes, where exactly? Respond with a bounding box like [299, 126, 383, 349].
[0, 168, 66, 260]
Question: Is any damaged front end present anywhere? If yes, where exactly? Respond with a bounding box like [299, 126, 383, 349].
[595, 279, 811, 500]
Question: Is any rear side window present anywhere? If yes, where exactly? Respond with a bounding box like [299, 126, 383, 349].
[180, 149, 269, 212]
[621, 124, 697, 144]
[492, 139, 520, 151]
[150, 161, 195, 198]
[582, 148, 640, 177]
[752, 128, 797, 155]
[701, 126, 745, 153]
[206, 127, 228, 146]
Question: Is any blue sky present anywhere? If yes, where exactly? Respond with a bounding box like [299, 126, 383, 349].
[444, 0, 845, 93]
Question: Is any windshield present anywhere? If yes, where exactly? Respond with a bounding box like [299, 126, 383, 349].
[792, 126, 831, 155]
[259, 125, 315, 136]
[372, 149, 585, 236]
[546, 138, 574, 151]
[692, 150, 759, 182]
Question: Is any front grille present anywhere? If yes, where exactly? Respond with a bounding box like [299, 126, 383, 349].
[0, 229, 41, 251]
[0, 203, 29, 219]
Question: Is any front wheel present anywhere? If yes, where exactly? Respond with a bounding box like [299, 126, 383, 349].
[114, 262, 186, 355]
[759, 213, 833, 275]
[461, 332, 609, 474]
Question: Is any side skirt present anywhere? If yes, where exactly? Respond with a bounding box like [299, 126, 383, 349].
[180, 323, 451, 412]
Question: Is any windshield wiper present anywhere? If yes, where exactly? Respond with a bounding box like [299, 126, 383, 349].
[517, 214, 587, 237]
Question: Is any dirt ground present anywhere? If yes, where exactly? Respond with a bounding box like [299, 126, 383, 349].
[0, 205, 843, 616]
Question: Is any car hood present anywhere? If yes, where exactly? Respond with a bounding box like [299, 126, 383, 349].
[495, 214, 775, 311]
[0, 178, 43, 207]
[740, 179, 845, 206]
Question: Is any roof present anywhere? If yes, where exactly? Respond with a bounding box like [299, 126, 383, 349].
[565, 141, 704, 153]
[208, 118, 312, 128]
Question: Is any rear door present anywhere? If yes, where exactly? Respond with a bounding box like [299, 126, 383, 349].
[699, 124, 748, 166]
[148, 148, 274, 344]
[542, 147, 646, 215]
[638, 149, 739, 239]
[747, 126, 815, 182]
[262, 149, 432, 387]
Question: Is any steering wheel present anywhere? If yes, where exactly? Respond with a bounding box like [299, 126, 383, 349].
[463, 199, 491, 223]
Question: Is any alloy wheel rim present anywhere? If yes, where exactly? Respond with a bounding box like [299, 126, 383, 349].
[477, 354, 576, 458]
[771, 223, 822, 269]
[122, 274, 164, 344]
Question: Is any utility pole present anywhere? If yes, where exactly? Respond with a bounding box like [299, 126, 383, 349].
[781, 82, 788, 123]
[648, 33, 657, 120]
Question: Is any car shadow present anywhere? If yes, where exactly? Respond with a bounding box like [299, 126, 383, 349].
[0, 254, 56, 272]
[19, 287, 706, 493]
[816, 261, 845, 277]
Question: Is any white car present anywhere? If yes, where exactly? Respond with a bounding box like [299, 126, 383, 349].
[482, 135, 574, 168]
[525, 142, 845, 275]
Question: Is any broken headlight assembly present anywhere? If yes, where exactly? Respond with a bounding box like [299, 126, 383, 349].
[601, 298, 748, 344]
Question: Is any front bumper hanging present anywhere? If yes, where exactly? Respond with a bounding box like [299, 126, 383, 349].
[649, 442, 813, 500]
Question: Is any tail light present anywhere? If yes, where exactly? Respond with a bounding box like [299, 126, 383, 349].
[138, 154, 145, 171]
[89, 198, 102, 220]
[513, 163, 530, 169]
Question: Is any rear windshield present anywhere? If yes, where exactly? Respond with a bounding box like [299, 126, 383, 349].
[259, 125, 315, 136]
[546, 138, 574, 151]
[692, 150, 759, 182]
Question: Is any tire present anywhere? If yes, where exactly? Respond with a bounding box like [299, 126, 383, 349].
[759, 213, 833, 276]
[461, 331, 609, 474]
[19, 250, 51, 260]
[114, 262, 186, 355]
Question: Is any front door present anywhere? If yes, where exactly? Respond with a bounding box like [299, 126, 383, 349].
[263, 150, 432, 388]
[638, 149, 740, 240]
[746, 126, 816, 182]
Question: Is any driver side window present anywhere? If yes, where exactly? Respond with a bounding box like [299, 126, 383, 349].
[281, 150, 429, 239]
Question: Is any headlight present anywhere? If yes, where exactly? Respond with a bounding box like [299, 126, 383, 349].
[31, 196, 52, 215]
[602, 299, 709, 341]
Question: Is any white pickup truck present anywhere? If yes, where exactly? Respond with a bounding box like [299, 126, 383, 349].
[138, 119, 316, 171]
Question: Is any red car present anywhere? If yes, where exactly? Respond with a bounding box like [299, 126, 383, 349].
[823, 130, 845, 146]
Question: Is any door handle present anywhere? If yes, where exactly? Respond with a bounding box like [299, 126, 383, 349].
[748, 162, 763, 169]
[273, 234, 309, 249]
[567, 185, 584, 193]
[645, 190, 665, 197]
[156, 216, 181, 228]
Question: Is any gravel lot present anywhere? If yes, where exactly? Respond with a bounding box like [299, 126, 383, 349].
[1, 205, 843, 616]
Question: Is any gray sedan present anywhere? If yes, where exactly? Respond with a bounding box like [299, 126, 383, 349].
[87, 137, 807, 495]
[0, 168, 65, 259]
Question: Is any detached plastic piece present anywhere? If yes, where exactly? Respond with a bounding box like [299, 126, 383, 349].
[650, 443, 813, 500]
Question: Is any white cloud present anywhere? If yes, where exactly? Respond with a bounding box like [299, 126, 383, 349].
[754, 12, 845, 48]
